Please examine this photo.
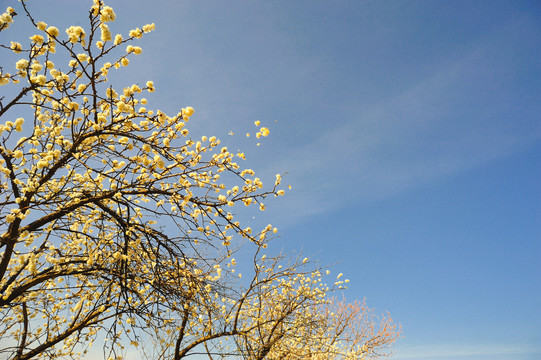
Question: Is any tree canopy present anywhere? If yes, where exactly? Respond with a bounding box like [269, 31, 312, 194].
[0, 1, 400, 359]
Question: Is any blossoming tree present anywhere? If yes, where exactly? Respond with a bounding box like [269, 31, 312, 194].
[0, 1, 400, 359]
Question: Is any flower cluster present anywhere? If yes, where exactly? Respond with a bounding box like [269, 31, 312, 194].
[0, 6, 15, 32]
[66, 25, 86, 44]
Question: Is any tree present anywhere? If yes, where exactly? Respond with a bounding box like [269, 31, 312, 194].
[0, 1, 400, 359]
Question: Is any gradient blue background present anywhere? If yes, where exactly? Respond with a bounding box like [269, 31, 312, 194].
[3, 1, 540, 359]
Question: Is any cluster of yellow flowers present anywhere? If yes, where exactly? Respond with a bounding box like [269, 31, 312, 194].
[0, 7, 15, 31]
[99, 5, 116, 22]
[100, 23, 112, 42]
[66, 25, 86, 44]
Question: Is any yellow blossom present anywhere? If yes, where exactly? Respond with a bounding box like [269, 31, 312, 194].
[46, 26, 59, 37]
[30, 75, 47, 86]
[142, 23, 155, 33]
[15, 59, 29, 70]
[77, 53, 89, 62]
[66, 26, 86, 44]
[0, 10, 13, 30]
[100, 24, 112, 42]
[10, 41, 22, 53]
[129, 28, 143, 38]
[29, 34, 44, 44]
[100, 6, 116, 22]
[114, 34, 123, 45]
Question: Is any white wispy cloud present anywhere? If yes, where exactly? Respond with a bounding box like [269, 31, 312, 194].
[393, 343, 541, 359]
[261, 15, 541, 225]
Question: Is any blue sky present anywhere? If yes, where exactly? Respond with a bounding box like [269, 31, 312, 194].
[5, 0, 541, 359]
